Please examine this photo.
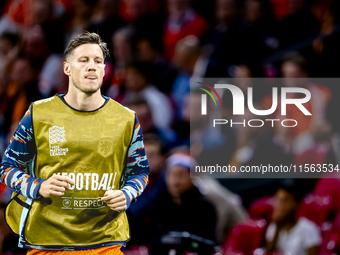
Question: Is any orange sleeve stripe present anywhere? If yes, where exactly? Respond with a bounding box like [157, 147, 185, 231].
[12, 136, 26, 144]
[24, 109, 31, 117]
[134, 122, 140, 131]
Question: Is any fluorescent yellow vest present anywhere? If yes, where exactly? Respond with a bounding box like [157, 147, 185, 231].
[5, 95, 135, 249]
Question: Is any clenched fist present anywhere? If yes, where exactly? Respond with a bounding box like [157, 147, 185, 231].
[39, 175, 75, 198]
[101, 190, 127, 211]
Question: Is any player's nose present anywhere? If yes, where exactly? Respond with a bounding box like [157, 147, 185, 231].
[87, 60, 96, 71]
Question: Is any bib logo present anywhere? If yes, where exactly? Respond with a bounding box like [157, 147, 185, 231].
[49, 126, 68, 156]
[56, 171, 117, 209]
[53, 172, 117, 191]
[62, 198, 71, 208]
[199, 83, 312, 128]
[61, 197, 106, 210]
[98, 138, 114, 157]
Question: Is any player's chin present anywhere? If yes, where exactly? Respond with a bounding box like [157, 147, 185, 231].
[82, 85, 101, 94]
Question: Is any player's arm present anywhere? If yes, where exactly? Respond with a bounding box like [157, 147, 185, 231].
[0, 106, 44, 199]
[102, 115, 150, 211]
[0, 106, 74, 199]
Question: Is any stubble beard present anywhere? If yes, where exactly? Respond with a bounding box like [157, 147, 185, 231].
[71, 76, 102, 94]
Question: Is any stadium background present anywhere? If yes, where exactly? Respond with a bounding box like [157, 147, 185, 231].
[0, 0, 340, 254]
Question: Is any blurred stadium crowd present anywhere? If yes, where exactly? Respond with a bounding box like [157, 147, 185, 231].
[1, 0, 340, 254]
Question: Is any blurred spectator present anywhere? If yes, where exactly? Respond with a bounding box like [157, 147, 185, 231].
[171, 35, 198, 119]
[221, 70, 286, 173]
[0, 32, 20, 88]
[123, 0, 165, 42]
[0, 0, 35, 35]
[23, 26, 64, 97]
[172, 35, 202, 76]
[0, 57, 41, 147]
[149, 153, 217, 253]
[32, 0, 54, 26]
[221, 65, 255, 117]
[88, 0, 125, 60]
[64, 0, 96, 49]
[237, 0, 279, 65]
[31, 0, 65, 54]
[112, 26, 134, 67]
[136, 34, 163, 64]
[126, 98, 178, 150]
[314, 0, 340, 78]
[228, 107, 291, 171]
[172, 35, 221, 119]
[278, 0, 320, 48]
[135, 34, 178, 94]
[269, 0, 289, 21]
[107, 26, 135, 98]
[193, 177, 248, 244]
[120, 0, 161, 22]
[185, 90, 233, 166]
[277, 53, 333, 165]
[201, 0, 240, 77]
[223, 65, 269, 110]
[118, 61, 174, 130]
[221, 105, 292, 206]
[163, 0, 209, 60]
[265, 179, 321, 255]
[143, 134, 166, 185]
[0, 0, 68, 37]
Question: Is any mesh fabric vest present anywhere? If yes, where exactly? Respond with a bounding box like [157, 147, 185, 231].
[5, 95, 135, 249]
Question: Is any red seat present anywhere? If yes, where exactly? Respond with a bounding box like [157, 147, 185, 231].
[321, 213, 340, 254]
[224, 219, 267, 255]
[249, 196, 274, 222]
[223, 249, 245, 255]
[314, 176, 340, 216]
[298, 194, 333, 226]
[124, 245, 150, 255]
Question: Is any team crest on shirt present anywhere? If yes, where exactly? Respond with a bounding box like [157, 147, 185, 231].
[98, 138, 113, 158]
[49, 126, 68, 156]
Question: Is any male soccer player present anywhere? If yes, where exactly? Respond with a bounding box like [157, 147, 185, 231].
[0, 32, 150, 254]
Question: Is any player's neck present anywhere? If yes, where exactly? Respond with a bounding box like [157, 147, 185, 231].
[64, 89, 105, 111]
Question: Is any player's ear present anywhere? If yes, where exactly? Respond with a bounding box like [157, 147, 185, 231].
[64, 62, 71, 76]
[103, 63, 106, 77]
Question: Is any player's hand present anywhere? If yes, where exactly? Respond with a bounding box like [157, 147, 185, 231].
[101, 190, 127, 211]
[38, 175, 75, 198]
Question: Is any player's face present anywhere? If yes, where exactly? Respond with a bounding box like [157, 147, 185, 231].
[64, 43, 105, 94]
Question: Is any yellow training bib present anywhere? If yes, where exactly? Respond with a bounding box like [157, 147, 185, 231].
[6, 95, 135, 249]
